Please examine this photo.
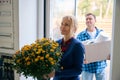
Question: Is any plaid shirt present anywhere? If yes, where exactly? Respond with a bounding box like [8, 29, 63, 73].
[76, 27, 107, 73]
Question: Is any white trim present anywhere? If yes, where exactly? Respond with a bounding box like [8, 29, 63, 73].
[45, 0, 50, 38]
[110, 0, 120, 80]
[37, 0, 44, 38]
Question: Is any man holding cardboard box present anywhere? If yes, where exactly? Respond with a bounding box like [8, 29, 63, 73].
[77, 13, 110, 80]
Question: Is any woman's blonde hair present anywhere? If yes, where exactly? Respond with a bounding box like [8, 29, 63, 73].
[62, 15, 78, 32]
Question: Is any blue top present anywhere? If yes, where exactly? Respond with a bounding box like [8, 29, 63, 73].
[53, 38, 85, 80]
[76, 27, 107, 73]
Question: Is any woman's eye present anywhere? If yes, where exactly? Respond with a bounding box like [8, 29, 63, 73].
[61, 23, 70, 26]
[64, 23, 69, 26]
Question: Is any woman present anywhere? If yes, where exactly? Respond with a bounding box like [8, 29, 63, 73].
[48, 16, 85, 80]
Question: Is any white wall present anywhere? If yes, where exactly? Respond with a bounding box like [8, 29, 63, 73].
[110, 0, 120, 80]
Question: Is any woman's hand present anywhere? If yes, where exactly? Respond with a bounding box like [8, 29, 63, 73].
[48, 70, 55, 78]
[43, 70, 55, 79]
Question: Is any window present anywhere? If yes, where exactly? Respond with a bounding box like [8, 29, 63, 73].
[50, 0, 75, 40]
[50, 1, 113, 79]
[50, 0, 113, 40]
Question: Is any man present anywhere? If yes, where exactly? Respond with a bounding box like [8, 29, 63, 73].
[77, 13, 107, 80]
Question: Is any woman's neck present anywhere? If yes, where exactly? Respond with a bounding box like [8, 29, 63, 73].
[63, 35, 73, 42]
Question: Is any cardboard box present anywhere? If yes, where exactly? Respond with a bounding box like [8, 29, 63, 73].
[84, 40, 111, 63]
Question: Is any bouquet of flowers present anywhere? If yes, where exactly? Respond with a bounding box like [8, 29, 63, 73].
[12, 38, 62, 80]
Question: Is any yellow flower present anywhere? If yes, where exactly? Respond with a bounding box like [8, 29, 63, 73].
[27, 61, 31, 65]
[25, 57, 30, 61]
[16, 59, 20, 63]
[56, 53, 60, 56]
[45, 54, 50, 58]
[48, 57, 53, 61]
[12, 38, 62, 79]
[51, 61, 55, 65]
[35, 58, 39, 62]
[15, 50, 20, 54]
[40, 57, 44, 60]
[13, 54, 16, 58]
[50, 49, 54, 52]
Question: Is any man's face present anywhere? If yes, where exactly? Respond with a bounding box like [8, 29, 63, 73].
[85, 15, 96, 27]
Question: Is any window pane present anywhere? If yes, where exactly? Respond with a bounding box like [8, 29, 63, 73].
[50, 0, 113, 39]
[50, 0, 75, 40]
[49, 1, 113, 80]
[76, 0, 113, 38]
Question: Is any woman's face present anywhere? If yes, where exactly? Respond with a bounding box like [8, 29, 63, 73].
[60, 17, 72, 36]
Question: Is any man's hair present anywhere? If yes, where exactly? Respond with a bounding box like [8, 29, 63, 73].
[85, 13, 96, 20]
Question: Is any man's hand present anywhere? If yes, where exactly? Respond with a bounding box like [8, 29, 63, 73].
[84, 59, 88, 64]
[107, 54, 111, 60]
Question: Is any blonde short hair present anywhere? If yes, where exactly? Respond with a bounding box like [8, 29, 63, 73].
[62, 16, 78, 30]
